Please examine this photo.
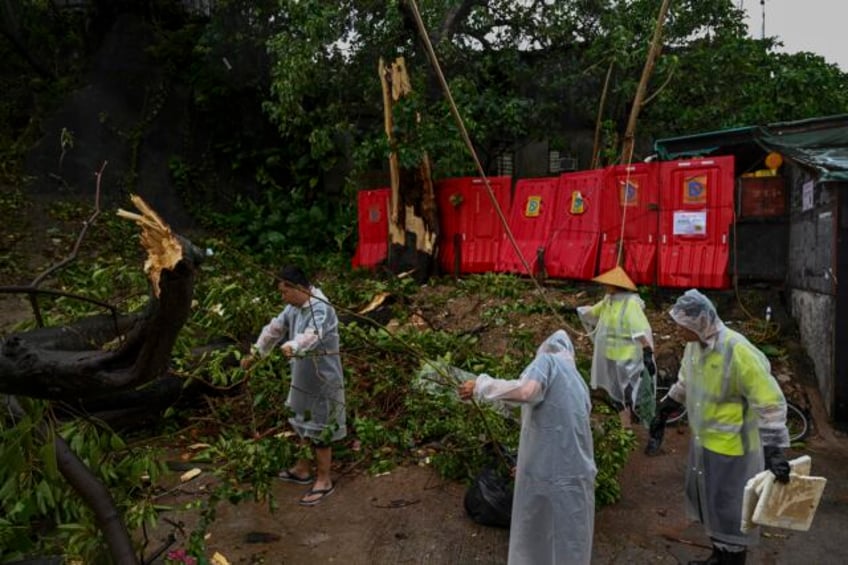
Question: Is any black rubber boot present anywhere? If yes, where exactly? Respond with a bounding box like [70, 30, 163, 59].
[724, 549, 746, 565]
[688, 546, 720, 565]
[644, 418, 665, 456]
[688, 547, 747, 565]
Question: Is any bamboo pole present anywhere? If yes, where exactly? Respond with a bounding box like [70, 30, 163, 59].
[620, 0, 672, 163]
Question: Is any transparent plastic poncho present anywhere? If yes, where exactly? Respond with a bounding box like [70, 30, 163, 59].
[473, 330, 597, 564]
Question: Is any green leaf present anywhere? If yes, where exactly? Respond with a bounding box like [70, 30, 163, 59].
[39, 437, 58, 480]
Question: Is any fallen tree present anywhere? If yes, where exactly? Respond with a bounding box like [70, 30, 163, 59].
[0, 195, 205, 564]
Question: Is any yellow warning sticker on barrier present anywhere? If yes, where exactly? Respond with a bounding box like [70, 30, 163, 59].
[525, 195, 542, 217]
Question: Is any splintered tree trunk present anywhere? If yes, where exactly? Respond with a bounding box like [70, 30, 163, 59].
[0, 195, 203, 399]
[379, 56, 439, 283]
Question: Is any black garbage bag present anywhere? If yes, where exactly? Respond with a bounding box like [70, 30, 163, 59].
[463, 465, 514, 528]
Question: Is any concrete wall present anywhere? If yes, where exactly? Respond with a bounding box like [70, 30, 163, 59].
[786, 165, 840, 417]
[790, 289, 835, 412]
[786, 168, 837, 293]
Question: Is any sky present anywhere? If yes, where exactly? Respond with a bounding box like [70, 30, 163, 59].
[741, 0, 847, 70]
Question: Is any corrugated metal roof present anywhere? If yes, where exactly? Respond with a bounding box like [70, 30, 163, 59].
[653, 114, 848, 182]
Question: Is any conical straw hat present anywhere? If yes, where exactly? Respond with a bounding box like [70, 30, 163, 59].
[591, 266, 637, 292]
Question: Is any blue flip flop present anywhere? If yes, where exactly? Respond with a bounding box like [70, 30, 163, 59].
[299, 484, 335, 506]
[277, 469, 313, 485]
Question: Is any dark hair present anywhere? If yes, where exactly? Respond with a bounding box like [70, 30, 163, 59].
[278, 265, 310, 288]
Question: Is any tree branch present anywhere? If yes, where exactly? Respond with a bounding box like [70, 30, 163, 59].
[5, 397, 138, 564]
[434, 0, 485, 45]
[55, 433, 138, 563]
[642, 65, 677, 106]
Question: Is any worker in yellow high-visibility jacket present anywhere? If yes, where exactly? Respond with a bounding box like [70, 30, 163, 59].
[577, 266, 656, 427]
[650, 289, 790, 565]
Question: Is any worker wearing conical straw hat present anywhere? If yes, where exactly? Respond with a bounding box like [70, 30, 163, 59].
[577, 266, 655, 428]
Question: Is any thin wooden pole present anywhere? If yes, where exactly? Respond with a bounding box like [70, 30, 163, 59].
[591, 59, 615, 169]
[620, 0, 672, 163]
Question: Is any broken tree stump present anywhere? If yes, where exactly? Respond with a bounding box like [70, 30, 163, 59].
[0, 194, 204, 401]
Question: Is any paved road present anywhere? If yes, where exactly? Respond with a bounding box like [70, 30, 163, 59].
[594, 419, 847, 565]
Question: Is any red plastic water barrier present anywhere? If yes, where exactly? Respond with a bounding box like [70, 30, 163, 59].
[495, 177, 560, 275]
[598, 163, 660, 285]
[658, 156, 735, 289]
[354, 155, 737, 290]
[436, 176, 512, 274]
[352, 188, 390, 269]
[545, 169, 605, 280]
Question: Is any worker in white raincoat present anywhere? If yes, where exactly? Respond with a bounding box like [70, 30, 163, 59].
[241, 265, 346, 506]
[577, 266, 656, 426]
[458, 330, 596, 565]
[650, 289, 790, 565]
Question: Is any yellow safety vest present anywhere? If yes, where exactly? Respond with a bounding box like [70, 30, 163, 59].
[595, 297, 647, 362]
[685, 331, 785, 456]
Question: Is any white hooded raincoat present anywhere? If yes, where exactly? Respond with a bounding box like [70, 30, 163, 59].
[473, 330, 597, 565]
[577, 292, 654, 413]
[252, 287, 347, 442]
[668, 290, 788, 547]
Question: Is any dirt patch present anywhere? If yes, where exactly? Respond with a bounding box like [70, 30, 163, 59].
[0, 294, 32, 334]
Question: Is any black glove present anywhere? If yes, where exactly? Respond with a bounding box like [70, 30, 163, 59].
[643, 347, 656, 376]
[657, 395, 682, 421]
[644, 396, 682, 456]
[764, 446, 790, 484]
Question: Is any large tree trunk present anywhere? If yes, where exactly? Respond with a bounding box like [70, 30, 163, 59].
[378, 56, 439, 283]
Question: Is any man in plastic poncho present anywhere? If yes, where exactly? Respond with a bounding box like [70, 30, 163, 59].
[651, 289, 790, 565]
[241, 266, 346, 506]
[458, 330, 597, 565]
[577, 266, 656, 427]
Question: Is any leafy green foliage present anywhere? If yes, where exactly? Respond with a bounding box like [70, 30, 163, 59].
[207, 186, 354, 263]
[0, 403, 165, 561]
[591, 403, 637, 506]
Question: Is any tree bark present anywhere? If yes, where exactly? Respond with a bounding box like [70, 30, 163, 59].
[55, 434, 138, 564]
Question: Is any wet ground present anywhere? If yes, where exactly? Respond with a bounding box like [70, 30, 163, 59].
[148, 381, 848, 564]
